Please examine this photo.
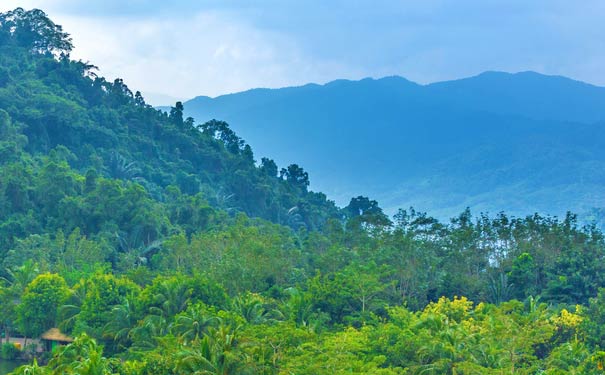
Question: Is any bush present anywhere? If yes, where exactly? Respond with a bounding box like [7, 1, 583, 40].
[1, 342, 20, 360]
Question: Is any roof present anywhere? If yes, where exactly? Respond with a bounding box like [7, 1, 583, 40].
[40, 328, 74, 343]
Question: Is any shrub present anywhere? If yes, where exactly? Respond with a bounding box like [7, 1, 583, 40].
[1, 342, 20, 360]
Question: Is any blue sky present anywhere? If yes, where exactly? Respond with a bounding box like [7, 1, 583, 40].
[2, 1, 604, 105]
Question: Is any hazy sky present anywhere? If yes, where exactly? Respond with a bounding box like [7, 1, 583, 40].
[2, 1, 604, 105]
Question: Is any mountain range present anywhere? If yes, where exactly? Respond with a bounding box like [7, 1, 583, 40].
[175, 71, 605, 219]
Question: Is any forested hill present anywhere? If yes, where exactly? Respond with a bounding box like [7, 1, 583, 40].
[0, 8, 339, 238]
[180, 72, 605, 219]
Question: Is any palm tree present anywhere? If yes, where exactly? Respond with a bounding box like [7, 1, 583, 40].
[103, 296, 138, 351]
[177, 336, 219, 374]
[176, 324, 250, 375]
[59, 278, 87, 333]
[3, 260, 40, 295]
[129, 313, 169, 352]
[285, 206, 307, 231]
[487, 272, 513, 305]
[115, 230, 163, 269]
[172, 304, 220, 343]
[213, 188, 236, 213]
[278, 287, 315, 329]
[2, 260, 40, 344]
[150, 277, 192, 318]
[107, 151, 140, 180]
[128, 277, 190, 352]
[47, 334, 116, 375]
[413, 314, 477, 375]
[232, 293, 280, 325]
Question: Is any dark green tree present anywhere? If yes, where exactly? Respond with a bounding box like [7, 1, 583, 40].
[0, 8, 73, 55]
[280, 164, 310, 191]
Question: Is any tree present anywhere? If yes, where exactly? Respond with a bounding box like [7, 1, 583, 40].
[306, 267, 388, 324]
[3, 259, 40, 295]
[0, 8, 73, 55]
[280, 164, 310, 191]
[508, 252, 537, 299]
[341, 262, 390, 315]
[0, 283, 16, 346]
[47, 334, 118, 375]
[200, 120, 245, 154]
[0, 110, 26, 164]
[581, 288, 605, 349]
[172, 303, 220, 343]
[169, 101, 184, 128]
[1, 260, 41, 344]
[260, 157, 278, 178]
[16, 273, 70, 338]
[76, 273, 140, 340]
[103, 297, 138, 352]
[134, 91, 146, 107]
[176, 324, 250, 375]
[345, 196, 391, 231]
[140, 275, 193, 319]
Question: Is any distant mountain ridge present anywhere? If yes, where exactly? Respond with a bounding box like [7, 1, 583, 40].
[177, 71, 605, 219]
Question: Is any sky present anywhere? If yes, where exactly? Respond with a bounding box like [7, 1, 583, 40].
[2, 1, 604, 105]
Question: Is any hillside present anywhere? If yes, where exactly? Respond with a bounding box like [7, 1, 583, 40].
[5, 8, 605, 375]
[0, 9, 340, 240]
[180, 73, 605, 218]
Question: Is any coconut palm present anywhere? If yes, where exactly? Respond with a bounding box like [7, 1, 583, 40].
[232, 293, 281, 325]
[176, 324, 250, 375]
[150, 277, 192, 318]
[47, 334, 116, 375]
[103, 296, 138, 351]
[3, 260, 40, 295]
[59, 278, 87, 332]
[172, 303, 220, 343]
[129, 313, 169, 352]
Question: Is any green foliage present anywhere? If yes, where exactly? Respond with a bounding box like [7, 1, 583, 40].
[508, 252, 537, 299]
[581, 288, 605, 349]
[0, 8, 73, 55]
[10, 359, 48, 375]
[1, 342, 20, 360]
[46, 334, 120, 374]
[76, 273, 140, 340]
[16, 273, 69, 337]
[0, 7, 339, 260]
[4, 7, 605, 375]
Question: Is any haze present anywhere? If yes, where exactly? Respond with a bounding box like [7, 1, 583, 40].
[1, 0, 604, 105]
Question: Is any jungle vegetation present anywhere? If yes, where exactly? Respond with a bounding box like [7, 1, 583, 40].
[2, 8, 605, 375]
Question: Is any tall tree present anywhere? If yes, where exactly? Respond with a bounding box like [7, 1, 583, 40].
[0, 8, 73, 55]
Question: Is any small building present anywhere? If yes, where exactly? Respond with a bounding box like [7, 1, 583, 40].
[40, 328, 73, 352]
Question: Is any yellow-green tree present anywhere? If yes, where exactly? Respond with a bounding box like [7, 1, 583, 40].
[16, 273, 70, 338]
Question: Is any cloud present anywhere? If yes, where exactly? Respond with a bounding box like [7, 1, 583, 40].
[2, 1, 604, 105]
[3, 2, 367, 104]
[53, 9, 361, 105]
